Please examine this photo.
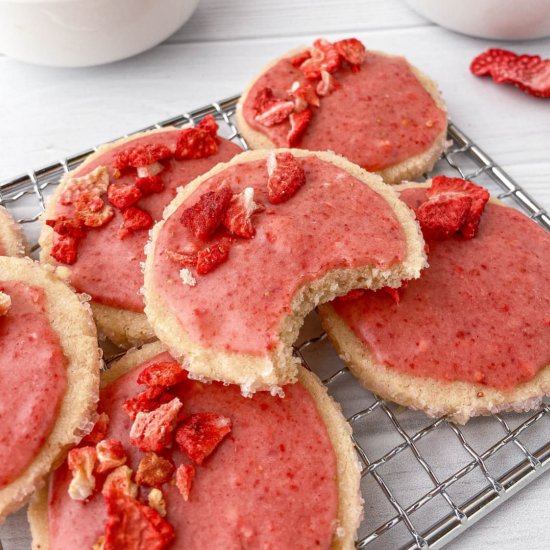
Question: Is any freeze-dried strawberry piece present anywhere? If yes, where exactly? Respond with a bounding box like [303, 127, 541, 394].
[102, 465, 138, 498]
[129, 398, 183, 452]
[46, 216, 86, 239]
[60, 166, 110, 205]
[266, 151, 306, 204]
[334, 38, 366, 71]
[51, 234, 78, 265]
[148, 488, 167, 517]
[416, 192, 472, 240]
[135, 175, 164, 195]
[123, 386, 173, 420]
[96, 439, 127, 474]
[0, 292, 11, 317]
[107, 183, 142, 209]
[135, 452, 175, 487]
[175, 464, 196, 501]
[470, 48, 550, 98]
[287, 108, 313, 146]
[180, 186, 232, 241]
[196, 241, 231, 275]
[428, 176, 490, 239]
[290, 50, 311, 68]
[137, 162, 164, 179]
[316, 70, 340, 97]
[252, 87, 295, 127]
[138, 361, 188, 387]
[120, 206, 153, 235]
[67, 446, 97, 500]
[114, 144, 173, 171]
[175, 412, 232, 464]
[299, 39, 341, 80]
[82, 412, 110, 445]
[104, 492, 175, 550]
[223, 187, 264, 239]
[196, 114, 219, 136]
[174, 127, 218, 160]
[165, 249, 198, 268]
[289, 81, 320, 112]
[74, 193, 115, 228]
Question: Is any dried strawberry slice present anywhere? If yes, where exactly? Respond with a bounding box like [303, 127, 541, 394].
[135, 175, 164, 195]
[165, 249, 198, 268]
[107, 183, 142, 210]
[316, 70, 340, 97]
[287, 108, 313, 147]
[96, 439, 127, 474]
[299, 39, 341, 80]
[102, 465, 138, 499]
[416, 192, 472, 240]
[74, 193, 115, 228]
[175, 464, 196, 501]
[196, 114, 219, 137]
[180, 186, 232, 241]
[334, 38, 366, 71]
[175, 128, 218, 160]
[196, 240, 231, 275]
[82, 412, 110, 445]
[266, 151, 306, 204]
[51, 234, 79, 265]
[289, 81, 320, 112]
[67, 446, 97, 500]
[104, 492, 175, 550]
[137, 361, 188, 387]
[123, 386, 174, 420]
[46, 216, 86, 239]
[114, 144, 173, 171]
[121, 206, 154, 233]
[175, 412, 232, 464]
[223, 187, 264, 239]
[252, 87, 295, 127]
[470, 48, 550, 98]
[135, 452, 175, 487]
[289, 50, 312, 68]
[428, 176, 490, 239]
[129, 398, 183, 452]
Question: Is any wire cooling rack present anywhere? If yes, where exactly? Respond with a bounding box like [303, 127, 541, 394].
[0, 95, 549, 550]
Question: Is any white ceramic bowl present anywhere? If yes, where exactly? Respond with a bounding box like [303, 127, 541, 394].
[0, 0, 200, 67]
[405, 0, 550, 40]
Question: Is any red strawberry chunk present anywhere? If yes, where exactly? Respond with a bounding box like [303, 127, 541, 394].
[82, 412, 110, 445]
[107, 183, 142, 209]
[223, 187, 264, 239]
[175, 412, 232, 464]
[51, 234, 79, 265]
[123, 386, 174, 420]
[196, 114, 219, 136]
[137, 361, 188, 387]
[114, 144, 172, 171]
[334, 38, 366, 70]
[180, 186, 232, 241]
[121, 206, 153, 233]
[470, 48, 550, 99]
[416, 192, 472, 240]
[175, 128, 218, 160]
[46, 216, 86, 239]
[175, 464, 196, 501]
[266, 152, 306, 204]
[428, 176, 490, 239]
[290, 81, 320, 112]
[74, 193, 115, 228]
[104, 492, 175, 550]
[316, 70, 340, 97]
[289, 50, 311, 68]
[287, 108, 313, 147]
[96, 439, 127, 474]
[299, 38, 341, 80]
[129, 398, 183, 452]
[135, 452, 175, 487]
[196, 241, 231, 275]
[135, 175, 164, 195]
[255, 101, 295, 127]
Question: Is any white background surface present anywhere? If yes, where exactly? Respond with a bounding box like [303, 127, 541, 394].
[0, 0, 549, 548]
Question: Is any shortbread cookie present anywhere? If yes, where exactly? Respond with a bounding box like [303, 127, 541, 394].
[40, 120, 242, 348]
[236, 37, 447, 184]
[143, 148, 426, 393]
[29, 341, 362, 550]
[0, 257, 100, 522]
[319, 179, 550, 423]
[0, 205, 28, 257]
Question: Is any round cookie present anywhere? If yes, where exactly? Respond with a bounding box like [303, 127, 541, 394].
[143, 148, 427, 393]
[0, 205, 28, 257]
[29, 341, 362, 550]
[319, 181, 550, 424]
[0, 257, 100, 522]
[236, 38, 448, 184]
[40, 123, 242, 349]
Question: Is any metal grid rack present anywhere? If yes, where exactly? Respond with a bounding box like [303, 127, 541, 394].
[1, 95, 549, 549]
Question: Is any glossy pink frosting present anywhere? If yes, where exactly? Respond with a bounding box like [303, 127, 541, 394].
[333, 188, 550, 389]
[151, 155, 407, 355]
[242, 51, 446, 171]
[0, 281, 67, 487]
[53, 131, 241, 312]
[48, 353, 338, 549]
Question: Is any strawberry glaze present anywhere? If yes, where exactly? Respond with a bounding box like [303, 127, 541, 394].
[53, 131, 241, 312]
[242, 51, 447, 171]
[332, 188, 550, 389]
[151, 155, 407, 355]
[0, 281, 67, 487]
[48, 353, 338, 549]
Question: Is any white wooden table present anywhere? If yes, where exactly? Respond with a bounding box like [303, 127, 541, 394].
[0, 1, 549, 548]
